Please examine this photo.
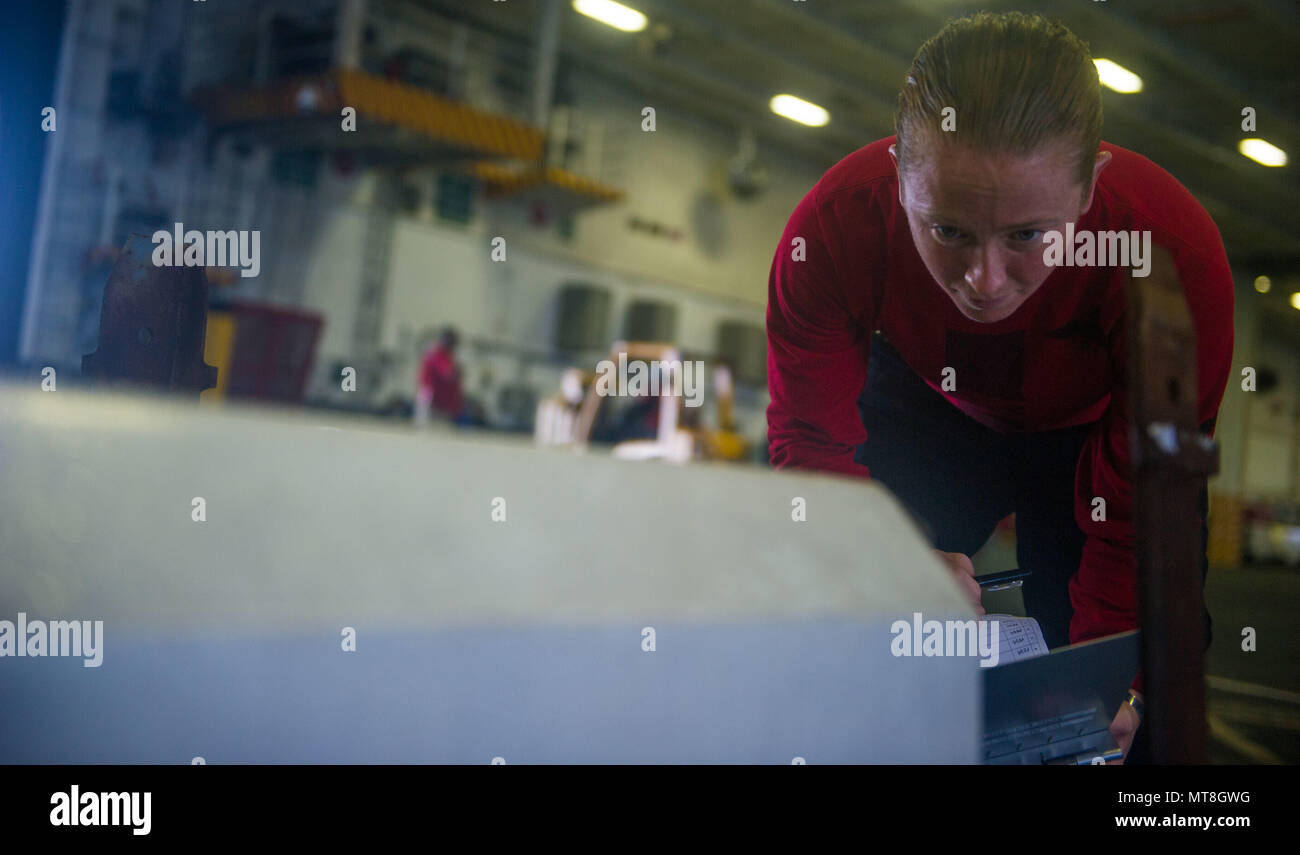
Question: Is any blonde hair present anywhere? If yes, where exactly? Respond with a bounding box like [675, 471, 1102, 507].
[895, 12, 1103, 187]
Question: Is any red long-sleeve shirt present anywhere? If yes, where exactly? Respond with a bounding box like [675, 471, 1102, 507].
[767, 136, 1234, 649]
[419, 345, 464, 417]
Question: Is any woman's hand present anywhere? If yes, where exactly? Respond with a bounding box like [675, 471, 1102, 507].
[934, 550, 985, 615]
[1107, 691, 1142, 764]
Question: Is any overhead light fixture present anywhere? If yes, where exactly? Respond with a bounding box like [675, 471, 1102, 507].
[1255, 275, 1272, 294]
[1239, 138, 1288, 167]
[572, 0, 647, 33]
[1291, 292, 1300, 311]
[1093, 59, 1143, 94]
[770, 94, 830, 128]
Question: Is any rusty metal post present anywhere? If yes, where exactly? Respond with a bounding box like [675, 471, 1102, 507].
[1127, 248, 1219, 763]
[81, 233, 218, 399]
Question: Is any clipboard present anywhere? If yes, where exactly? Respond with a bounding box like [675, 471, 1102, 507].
[982, 629, 1140, 765]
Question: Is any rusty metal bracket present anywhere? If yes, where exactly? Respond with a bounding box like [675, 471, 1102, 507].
[1127, 250, 1219, 764]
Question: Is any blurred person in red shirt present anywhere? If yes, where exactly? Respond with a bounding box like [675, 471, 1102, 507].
[415, 327, 465, 425]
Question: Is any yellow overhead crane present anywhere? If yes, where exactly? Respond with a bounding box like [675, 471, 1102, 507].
[195, 68, 623, 212]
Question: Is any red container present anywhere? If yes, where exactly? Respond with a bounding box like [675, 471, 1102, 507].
[216, 300, 323, 403]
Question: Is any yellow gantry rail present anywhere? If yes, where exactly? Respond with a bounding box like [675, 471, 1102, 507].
[334, 69, 544, 161]
[198, 69, 622, 207]
[469, 161, 624, 205]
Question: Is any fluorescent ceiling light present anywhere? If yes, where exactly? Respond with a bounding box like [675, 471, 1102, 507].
[1093, 59, 1143, 94]
[1239, 138, 1288, 167]
[1291, 292, 1300, 311]
[572, 0, 647, 33]
[770, 94, 830, 127]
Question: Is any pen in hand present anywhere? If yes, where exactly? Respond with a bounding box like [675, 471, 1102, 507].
[977, 567, 1031, 591]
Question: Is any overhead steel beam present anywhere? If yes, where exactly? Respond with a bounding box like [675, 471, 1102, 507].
[639, 0, 899, 133]
[532, 0, 564, 128]
[1233, 0, 1300, 30]
[1102, 104, 1300, 251]
[332, 0, 367, 70]
[411, 0, 861, 165]
[561, 41, 855, 167]
[749, 0, 915, 98]
[1049, 0, 1300, 146]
